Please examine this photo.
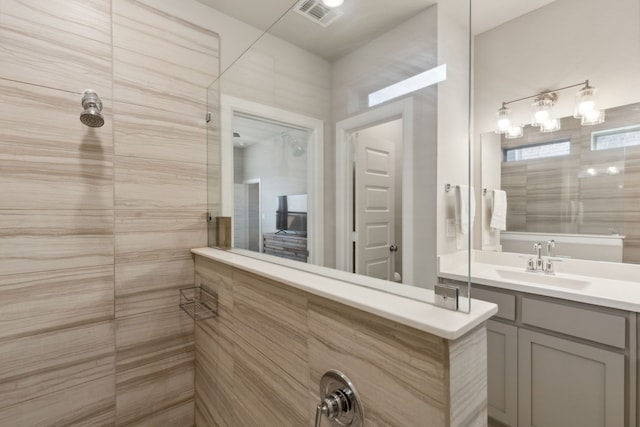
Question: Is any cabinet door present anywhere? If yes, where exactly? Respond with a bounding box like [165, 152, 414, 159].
[487, 320, 518, 427]
[518, 329, 625, 427]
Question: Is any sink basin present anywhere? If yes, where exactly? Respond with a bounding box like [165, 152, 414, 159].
[495, 269, 590, 289]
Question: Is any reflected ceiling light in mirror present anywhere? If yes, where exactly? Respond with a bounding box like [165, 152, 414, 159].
[368, 64, 447, 107]
[531, 92, 557, 127]
[540, 118, 561, 132]
[495, 103, 511, 134]
[322, 0, 344, 7]
[581, 108, 605, 125]
[496, 79, 605, 139]
[505, 125, 523, 139]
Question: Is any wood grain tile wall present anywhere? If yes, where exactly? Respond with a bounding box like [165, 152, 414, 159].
[194, 255, 488, 427]
[0, 0, 219, 425]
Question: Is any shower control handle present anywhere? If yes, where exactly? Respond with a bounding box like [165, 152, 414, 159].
[315, 370, 364, 427]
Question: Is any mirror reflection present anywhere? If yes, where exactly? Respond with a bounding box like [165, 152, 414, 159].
[474, 0, 640, 266]
[209, 0, 459, 292]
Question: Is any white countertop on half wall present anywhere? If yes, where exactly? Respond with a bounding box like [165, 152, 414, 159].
[192, 247, 498, 340]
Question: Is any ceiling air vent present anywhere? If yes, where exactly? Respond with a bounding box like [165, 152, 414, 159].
[295, 0, 343, 27]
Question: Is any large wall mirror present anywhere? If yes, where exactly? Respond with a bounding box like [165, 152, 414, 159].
[202, 0, 549, 310]
[473, 0, 640, 266]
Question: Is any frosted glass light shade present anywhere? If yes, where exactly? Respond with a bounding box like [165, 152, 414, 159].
[531, 97, 553, 127]
[581, 109, 605, 125]
[495, 105, 511, 134]
[505, 125, 523, 139]
[574, 85, 599, 118]
[322, 0, 344, 7]
[540, 118, 561, 132]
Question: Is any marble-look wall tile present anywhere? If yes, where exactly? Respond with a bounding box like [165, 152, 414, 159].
[307, 296, 448, 427]
[0, 375, 115, 427]
[0, 321, 115, 410]
[233, 334, 310, 427]
[0, 1, 111, 94]
[0, 79, 113, 154]
[115, 306, 194, 372]
[195, 323, 235, 427]
[194, 259, 235, 427]
[114, 156, 206, 210]
[115, 210, 206, 264]
[449, 326, 488, 427]
[113, 47, 207, 117]
[115, 351, 194, 427]
[112, 0, 218, 82]
[115, 257, 195, 318]
[114, 102, 206, 164]
[232, 270, 310, 382]
[0, 266, 113, 341]
[121, 400, 195, 427]
[0, 210, 113, 276]
[0, 143, 113, 210]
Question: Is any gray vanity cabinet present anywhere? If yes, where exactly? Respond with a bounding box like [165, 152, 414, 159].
[518, 328, 625, 427]
[487, 320, 518, 426]
[473, 284, 634, 427]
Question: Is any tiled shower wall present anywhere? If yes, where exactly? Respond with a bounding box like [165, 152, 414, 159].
[0, 1, 218, 425]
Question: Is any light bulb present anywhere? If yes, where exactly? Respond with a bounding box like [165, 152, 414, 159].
[574, 83, 599, 118]
[581, 109, 605, 125]
[495, 104, 511, 134]
[505, 126, 523, 139]
[587, 168, 596, 176]
[540, 118, 561, 132]
[322, 0, 344, 7]
[534, 109, 550, 124]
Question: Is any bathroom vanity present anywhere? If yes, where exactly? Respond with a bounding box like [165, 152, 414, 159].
[439, 251, 640, 427]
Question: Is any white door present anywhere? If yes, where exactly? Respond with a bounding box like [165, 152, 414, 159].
[354, 132, 396, 280]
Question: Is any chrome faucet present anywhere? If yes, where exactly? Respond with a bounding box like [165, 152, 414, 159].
[534, 242, 544, 271]
[545, 240, 556, 275]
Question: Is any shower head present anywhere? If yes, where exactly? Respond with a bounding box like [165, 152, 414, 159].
[80, 89, 104, 128]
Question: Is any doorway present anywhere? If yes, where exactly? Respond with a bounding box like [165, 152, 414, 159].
[335, 98, 414, 284]
[220, 95, 325, 265]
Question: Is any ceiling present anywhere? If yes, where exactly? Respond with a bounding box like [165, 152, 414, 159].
[197, 0, 556, 61]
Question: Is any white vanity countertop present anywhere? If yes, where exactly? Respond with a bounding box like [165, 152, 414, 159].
[439, 251, 640, 312]
[192, 248, 498, 340]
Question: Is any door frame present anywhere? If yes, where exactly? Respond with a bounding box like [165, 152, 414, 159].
[243, 178, 262, 253]
[220, 95, 324, 265]
[335, 98, 414, 284]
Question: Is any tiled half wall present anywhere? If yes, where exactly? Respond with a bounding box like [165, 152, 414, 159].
[194, 255, 488, 427]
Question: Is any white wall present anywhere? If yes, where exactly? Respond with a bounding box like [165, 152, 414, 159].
[475, 0, 640, 135]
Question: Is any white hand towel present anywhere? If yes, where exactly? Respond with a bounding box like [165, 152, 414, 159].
[490, 189, 507, 231]
[455, 185, 476, 235]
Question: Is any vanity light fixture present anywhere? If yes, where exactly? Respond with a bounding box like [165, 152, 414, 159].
[322, 0, 344, 7]
[495, 80, 605, 138]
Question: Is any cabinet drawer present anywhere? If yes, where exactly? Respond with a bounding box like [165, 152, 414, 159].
[521, 297, 626, 349]
[473, 287, 516, 321]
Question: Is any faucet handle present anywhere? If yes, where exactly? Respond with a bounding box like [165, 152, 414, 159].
[547, 240, 555, 257]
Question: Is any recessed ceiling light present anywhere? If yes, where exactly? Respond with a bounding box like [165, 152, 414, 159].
[322, 0, 344, 8]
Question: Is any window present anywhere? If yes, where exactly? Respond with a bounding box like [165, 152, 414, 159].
[591, 125, 640, 151]
[504, 139, 571, 162]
